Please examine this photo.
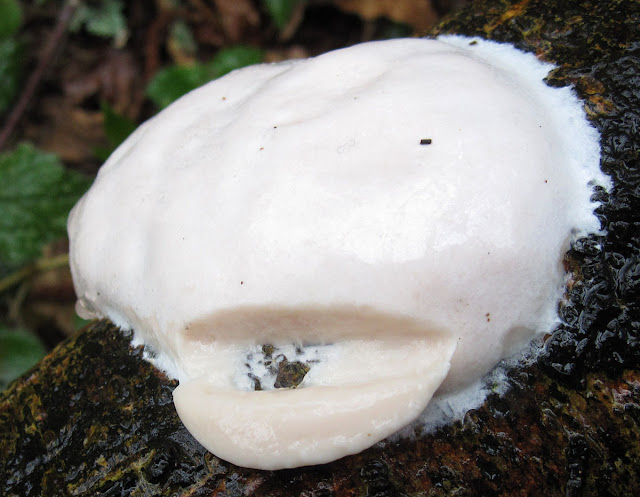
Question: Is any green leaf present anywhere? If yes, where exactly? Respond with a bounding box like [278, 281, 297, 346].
[102, 100, 137, 147]
[93, 101, 137, 161]
[264, 0, 300, 30]
[73, 314, 92, 331]
[146, 64, 211, 110]
[70, 0, 127, 45]
[383, 22, 413, 39]
[146, 46, 264, 109]
[208, 45, 264, 79]
[169, 19, 197, 59]
[0, 326, 46, 390]
[0, 0, 21, 38]
[0, 37, 21, 113]
[0, 144, 91, 266]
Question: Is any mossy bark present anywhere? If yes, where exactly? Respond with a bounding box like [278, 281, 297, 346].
[2, 0, 639, 495]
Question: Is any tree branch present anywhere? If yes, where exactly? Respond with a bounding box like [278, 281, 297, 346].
[0, 253, 70, 294]
[0, 0, 80, 151]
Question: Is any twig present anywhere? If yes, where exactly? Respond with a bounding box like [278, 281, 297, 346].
[0, 253, 70, 294]
[0, 0, 81, 151]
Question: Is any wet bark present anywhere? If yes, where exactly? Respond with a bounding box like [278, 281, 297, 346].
[2, 0, 639, 495]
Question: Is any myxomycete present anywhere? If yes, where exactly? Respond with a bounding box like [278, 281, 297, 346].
[67, 36, 610, 470]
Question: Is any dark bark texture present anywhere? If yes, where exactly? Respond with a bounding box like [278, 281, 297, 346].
[2, 0, 639, 495]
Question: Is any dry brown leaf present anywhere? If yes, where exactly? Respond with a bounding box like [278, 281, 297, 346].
[25, 262, 77, 338]
[214, 0, 260, 42]
[192, 21, 226, 47]
[62, 49, 142, 118]
[25, 48, 144, 164]
[26, 98, 106, 164]
[12, 241, 78, 339]
[333, 0, 438, 32]
[23, 300, 78, 338]
[264, 45, 310, 63]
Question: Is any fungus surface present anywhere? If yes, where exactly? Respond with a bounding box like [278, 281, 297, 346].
[67, 36, 609, 470]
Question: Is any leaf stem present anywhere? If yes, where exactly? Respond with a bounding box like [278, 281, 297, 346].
[0, 0, 81, 151]
[0, 253, 70, 294]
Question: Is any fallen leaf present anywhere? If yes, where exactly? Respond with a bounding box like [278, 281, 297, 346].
[333, 0, 438, 32]
[214, 0, 260, 42]
[24, 47, 143, 163]
[29, 97, 106, 164]
[264, 45, 309, 63]
[62, 48, 143, 119]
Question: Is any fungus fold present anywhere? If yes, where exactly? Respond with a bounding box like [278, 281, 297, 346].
[68, 36, 609, 470]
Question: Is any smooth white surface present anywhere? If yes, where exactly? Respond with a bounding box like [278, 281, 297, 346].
[68, 36, 608, 469]
[174, 334, 456, 469]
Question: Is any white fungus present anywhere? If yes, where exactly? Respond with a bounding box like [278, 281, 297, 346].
[67, 36, 610, 470]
